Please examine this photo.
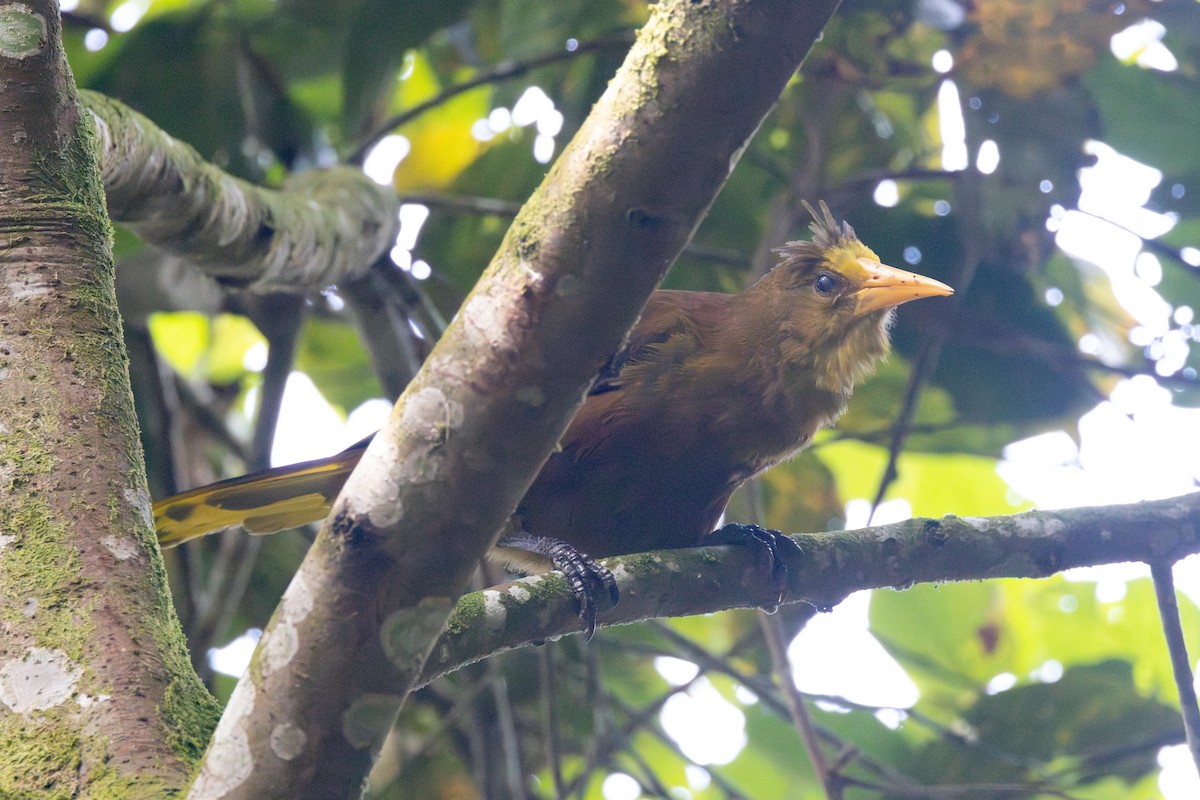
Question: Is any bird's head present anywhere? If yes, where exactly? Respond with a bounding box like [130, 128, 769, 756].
[755, 200, 954, 392]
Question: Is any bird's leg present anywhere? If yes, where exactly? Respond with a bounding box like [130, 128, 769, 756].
[497, 532, 620, 640]
[707, 523, 803, 606]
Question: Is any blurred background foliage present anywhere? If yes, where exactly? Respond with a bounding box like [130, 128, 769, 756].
[63, 0, 1200, 796]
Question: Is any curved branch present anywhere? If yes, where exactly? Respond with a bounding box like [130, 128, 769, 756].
[418, 492, 1200, 687]
[82, 91, 399, 291]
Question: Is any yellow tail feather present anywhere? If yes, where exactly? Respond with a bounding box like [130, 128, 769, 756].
[154, 439, 369, 547]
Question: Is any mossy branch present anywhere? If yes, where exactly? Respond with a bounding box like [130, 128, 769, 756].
[420, 492, 1200, 686]
[81, 90, 399, 292]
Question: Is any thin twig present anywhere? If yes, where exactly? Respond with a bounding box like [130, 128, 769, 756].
[489, 670, 528, 800]
[539, 646, 566, 799]
[1149, 559, 1200, 771]
[400, 193, 523, 217]
[867, 336, 944, 522]
[868, 170, 984, 523]
[350, 32, 635, 163]
[1075, 207, 1200, 279]
[841, 775, 1084, 799]
[605, 693, 751, 800]
[619, 745, 674, 798]
[171, 376, 251, 464]
[246, 293, 307, 469]
[561, 671, 702, 797]
[400, 192, 752, 270]
[759, 612, 842, 799]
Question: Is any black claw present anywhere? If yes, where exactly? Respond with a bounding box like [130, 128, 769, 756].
[709, 523, 803, 605]
[498, 533, 619, 640]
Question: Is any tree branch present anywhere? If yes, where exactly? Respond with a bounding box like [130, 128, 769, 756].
[82, 91, 399, 292]
[1149, 560, 1200, 772]
[192, 2, 844, 797]
[418, 493, 1200, 687]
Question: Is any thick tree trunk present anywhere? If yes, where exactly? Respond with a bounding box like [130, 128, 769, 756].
[0, 2, 216, 796]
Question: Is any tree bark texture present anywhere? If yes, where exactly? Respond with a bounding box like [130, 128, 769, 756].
[84, 91, 400, 293]
[0, 2, 217, 797]
[189, 1, 843, 797]
[419, 491, 1200, 685]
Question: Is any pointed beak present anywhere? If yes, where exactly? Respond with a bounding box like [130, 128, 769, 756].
[853, 257, 954, 315]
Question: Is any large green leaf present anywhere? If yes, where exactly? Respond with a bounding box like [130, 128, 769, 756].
[908, 661, 1182, 787]
[1086, 55, 1200, 176]
[814, 438, 1020, 518]
[999, 577, 1200, 705]
[295, 317, 383, 412]
[871, 574, 1200, 709]
[870, 580, 1001, 703]
[342, 0, 475, 134]
[388, 52, 493, 191]
[86, 9, 314, 176]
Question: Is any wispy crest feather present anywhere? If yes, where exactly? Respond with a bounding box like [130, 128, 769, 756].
[772, 200, 858, 263]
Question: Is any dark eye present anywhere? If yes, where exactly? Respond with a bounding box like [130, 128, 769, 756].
[813, 273, 838, 295]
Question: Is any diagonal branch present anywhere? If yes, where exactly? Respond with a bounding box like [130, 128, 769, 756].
[1149, 560, 1200, 772]
[191, 2, 845, 797]
[869, 170, 986, 521]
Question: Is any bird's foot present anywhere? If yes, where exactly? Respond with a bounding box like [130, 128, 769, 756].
[498, 533, 619, 640]
[708, 523, 802, 607]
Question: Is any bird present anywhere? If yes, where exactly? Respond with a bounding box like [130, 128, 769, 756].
[154, 201, 953, 634]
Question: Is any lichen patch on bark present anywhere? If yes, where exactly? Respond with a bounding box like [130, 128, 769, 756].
[269, 722, 306, 761]
[190, 680, 256, 798]
[101, 535, 139, 561]
[0, 3, 46, 60]
[481, 590, 507, 633]
[260, 623, 299, 678]
[0, 647, 81, 713]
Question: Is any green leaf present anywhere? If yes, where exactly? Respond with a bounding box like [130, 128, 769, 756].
[147, 312, 265, 385]
[908, 661, 1182, 786]
[727, 451, 843, 535]
[342, 0, 474, 133]
[869, 580, 1001, 696]
[998, 577, 1200, 705]
[813, 438, 1022, 518]
[871, 574, 1200, 716]
[147, 311, 210, 377]
[294, 317, 383, 412]
[1086, 55, 1200, 175]
[388, 54, 492, 191]
[838, 356, 956, 433]
[206, 314, 267, 385]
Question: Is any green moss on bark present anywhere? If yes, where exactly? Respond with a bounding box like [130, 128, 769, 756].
[0, 717, 81, 800]
[0, 499, 91, 659]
